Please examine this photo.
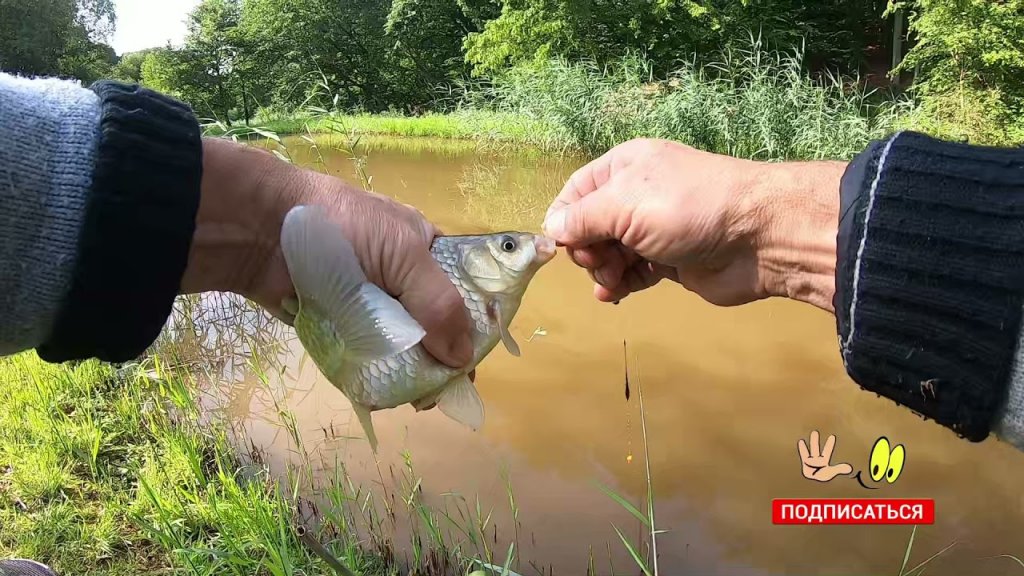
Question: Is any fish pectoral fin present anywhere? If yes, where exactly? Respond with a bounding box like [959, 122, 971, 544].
[495, 305, 521, 357]
[280, 205, 426, 362]
[351, 402, 379, 453]
[345, 283, 427, 361]
[437, 375, 485, 431]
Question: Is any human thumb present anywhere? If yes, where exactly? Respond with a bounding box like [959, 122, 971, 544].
[395, 248, 474, 369]
[543, 187, 624, 247]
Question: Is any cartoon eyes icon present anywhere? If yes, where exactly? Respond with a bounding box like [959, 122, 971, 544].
[868, 437, 905, 484]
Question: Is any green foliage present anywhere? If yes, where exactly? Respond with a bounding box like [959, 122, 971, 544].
[463, 0, 723, 78]
[463, 0, 889, 78]
[4, 0, 1021, 147]
[483, 41, 909, 159]
[385, 0, 492, 91]
[0, 0, 116, 80]
[108, 49, 158, 84]
[0, 0, 76, 76]
[892, 0, 1024, 145]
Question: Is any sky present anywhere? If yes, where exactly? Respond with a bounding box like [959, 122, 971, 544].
[110, 0, 201, 55]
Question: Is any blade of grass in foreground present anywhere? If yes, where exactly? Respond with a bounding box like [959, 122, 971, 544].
[978, 554, 1024, 570]
[612, 525, 652, 576]
[594, 482, 649, 527]
[898, 524, 957, 576]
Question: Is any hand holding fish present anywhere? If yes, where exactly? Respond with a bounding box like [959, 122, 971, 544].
[180, 138, 474, 369]
[280, 206, 555, 451]
[181, 139, 555, 452]
[543, 138, 844, 313]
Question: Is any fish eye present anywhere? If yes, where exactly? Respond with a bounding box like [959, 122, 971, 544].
[500, 236, 517, 252]
[885, 444, 905, 483]
[869, 437, 891, 482]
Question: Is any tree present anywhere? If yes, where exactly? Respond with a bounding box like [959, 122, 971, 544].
[109, 49, 159, 84]
[890, 0, 1024, 143]
[385, 0, 495, 105]
[58, 28, 117, 84]
[894, 0, 1024, 98]
[463, 0, 889, 78]
[0, 0, 117, 81]
[239, 0, 422, 112]
[0, 0, 77, 76]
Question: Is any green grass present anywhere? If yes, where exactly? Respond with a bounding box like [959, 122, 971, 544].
[0, 352, 393, 575]
[203, 109, 565, 153]
[481, 40, 913, 160]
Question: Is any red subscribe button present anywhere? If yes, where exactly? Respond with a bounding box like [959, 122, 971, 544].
[772, 498, 935, 525]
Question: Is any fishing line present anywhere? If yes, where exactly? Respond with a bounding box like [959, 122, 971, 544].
[624, 339, 633, 464]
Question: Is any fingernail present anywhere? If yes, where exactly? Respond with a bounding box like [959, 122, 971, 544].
[543, 208, 566, 239]
[593, 267, 611, 287]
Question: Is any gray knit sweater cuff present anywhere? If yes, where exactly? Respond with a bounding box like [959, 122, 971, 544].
[0, 74, 99, 355]
[994, 330, 1024, 450]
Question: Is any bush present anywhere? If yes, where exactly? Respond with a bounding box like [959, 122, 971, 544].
[893, 0, 1024, 146]
[483, 39, 911, 160]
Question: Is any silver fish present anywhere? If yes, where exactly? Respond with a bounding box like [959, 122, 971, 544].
[280, 204, 556, 452]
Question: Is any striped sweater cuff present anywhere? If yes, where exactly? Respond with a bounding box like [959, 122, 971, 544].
[835, 131, 1024, 442]
[36, 81, 202, 363]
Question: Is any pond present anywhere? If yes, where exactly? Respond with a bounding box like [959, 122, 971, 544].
[174, 134, 1024, 576]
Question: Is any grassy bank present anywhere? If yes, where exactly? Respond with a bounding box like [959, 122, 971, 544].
[205, 110, 569, 154]
[0, 345, 551, 576]
[0, 352, 399, 575]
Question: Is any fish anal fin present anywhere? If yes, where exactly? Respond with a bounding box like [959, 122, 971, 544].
[437, 375, 485, 431]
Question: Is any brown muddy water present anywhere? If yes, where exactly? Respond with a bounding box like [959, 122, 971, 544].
[180, 135, 1024, 576]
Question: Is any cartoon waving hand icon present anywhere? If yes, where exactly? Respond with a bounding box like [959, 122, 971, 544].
[798, 430, 853, 482]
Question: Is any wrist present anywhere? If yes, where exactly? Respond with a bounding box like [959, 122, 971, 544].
[745, 160, 846, 312]
[180, 138, 305, 302]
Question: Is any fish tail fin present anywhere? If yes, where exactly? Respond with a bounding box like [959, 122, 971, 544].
[437, 374, 485, 431]
[352, 403, 379, 453]
[281, 205, 426, 361]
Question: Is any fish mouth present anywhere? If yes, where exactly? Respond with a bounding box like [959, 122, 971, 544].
[534, 235, 557, 263]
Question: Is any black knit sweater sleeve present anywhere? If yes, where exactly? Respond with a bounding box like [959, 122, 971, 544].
[835, 131, 1024, 442]
[36, 81, 202, 364]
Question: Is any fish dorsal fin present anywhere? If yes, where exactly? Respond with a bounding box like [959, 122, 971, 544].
[488, 299, 521, 357]
[351, 402, 379, 453]
[281, 205, 426, 362]
[437, 374, 485, 431]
